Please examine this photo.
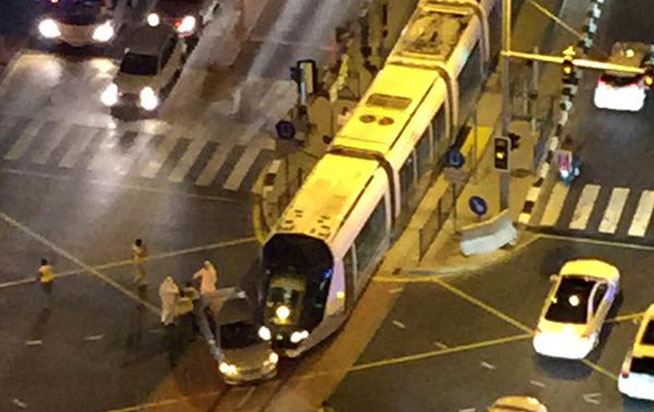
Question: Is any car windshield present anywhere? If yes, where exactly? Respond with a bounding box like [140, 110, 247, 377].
[630, 356, 654, 375]
[219, 321, 261, 350]
[600, 73, 641, 87]
[545, 276, 596, 324]
[119, 53, 158, 76]
[51, 0, 107, 25]
[641, 320, 654, 345]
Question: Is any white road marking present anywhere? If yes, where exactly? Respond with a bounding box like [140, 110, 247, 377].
[32, 122, 70, 164]
[84, 334, 104, 341]
[628, 190, 654, 237]
[480, 361, 496, 370]
[540, 182, 569, 226]
[167, 138, 208, 183]
[223, 139, 263, 191]
[388, 287, 403, 294]
[434, 342, 448, 349]
[12, 398, 27, 409]
[598, 187, 629, 234]
[530, 380, 546, 388]
[139, 134, 179, 179]
[569, 184, 600, 230]
[116, 133, 154, 175]
[582, 393, 601, 405]
[4, 119, 43, 160]
[59, 127, 100, 168]
[87, 128, 119, 171]
[458, 408, 476, 412]
[392, 320, 406, 329]
[25, 340, 43, 346]
[195, 143, 231, 186]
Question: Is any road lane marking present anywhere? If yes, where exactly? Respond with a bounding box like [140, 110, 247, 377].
[4, 119, 43, 160]
[0, 209, 159, 314]
[582, 392, 601, 405]
[167, 137, 208, 183]
[223, 139, 263, 191]
[392, 320, 406, 329]
[0, 236, 256, 289]
[569, 184, 600, 230]
[434, 342, 448, 349]
[12, 398, 27, 409]
[530, 380, 546, 388]
[581, 359, 617, 381]
[98, 388, 230, 412]
[480, 361, 495, 370]
[116, 133, 154, 175]
[59, 127, 100, 168]
[32, 122, 69, 164]
[628, 190, 654, 237]
[139, 134, 179, 179]
[195, 143, 231, 186]
[388, 287, 404, 294]
[598, 187, 629, 234]
[87, 128, 121, 171]
[538, 232, 654, 251]
[540, 182, 568, 226]
[0, 167, 235, 202]
[84, 334, 104, 341]
[457, 408, 476, 412]
[607, 311, 644, 324]
[25, 340, 43, 346]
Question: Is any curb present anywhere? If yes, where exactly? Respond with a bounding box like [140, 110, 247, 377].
[517, 0, 606, 226]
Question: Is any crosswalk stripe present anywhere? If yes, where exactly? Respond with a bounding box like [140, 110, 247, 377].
[87, 129, 120, 171]
[569, 184, 600, 230]
[598, 187, 630, 234]
[32, 123, 70, 164]
[540, 182, 569, 226]
[116, 133, 154, 175]
[139, 134, 179, 179]
[628, 190, 654, 237]
[223, 139, 263, 191]
[167, 138, 208, 183]
[3, 119, 44, 160]
[59, 127, 100, 168]
[195, 144, 232, 186]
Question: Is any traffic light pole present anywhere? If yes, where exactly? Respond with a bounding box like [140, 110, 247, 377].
[499, 0, 512, 211]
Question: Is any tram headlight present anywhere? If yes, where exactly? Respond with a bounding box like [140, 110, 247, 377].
[218, 361, 238, 376]
[92, 21, 115, 43]
[101, 83, 118, 107]
[139, 87, 159, 111]
[147, 13, 160, 27]
[275, 305, 291, 322]
[258, 326, 272, 341]
[38, 19, 61, 39]
[290, 330, 309, 344]
[176, 15, 196, 34]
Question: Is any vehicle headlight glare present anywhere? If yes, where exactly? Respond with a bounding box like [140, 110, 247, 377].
[38, 19, 61, 39]
[147, 13, 160, 27]
[139, 86, 159, 111]
[268, 352, 279, 364]
[258, 326, 271, 341]
[276, 305, 291, 321]
[92, 21, 115, 42]
[101, 83, 118, 106]
[218, 361, 238, 376]
[177, 15, 196, 34]
[290, 330, 309, 343]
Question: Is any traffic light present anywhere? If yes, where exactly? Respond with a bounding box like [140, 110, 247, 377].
[508, 132, 521, 151]
[562, 55, 578, 85]
[494, 137, 510, 172]
[644, 65, 654, 88]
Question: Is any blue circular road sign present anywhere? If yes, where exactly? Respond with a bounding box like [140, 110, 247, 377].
[469, 195, 488, 217]
[275, 120, 296, 140]
[446, 149, 465, 169]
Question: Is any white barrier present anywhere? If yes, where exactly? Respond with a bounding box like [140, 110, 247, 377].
[460, 209, 518, 256]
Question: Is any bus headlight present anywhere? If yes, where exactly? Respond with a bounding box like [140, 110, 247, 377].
[176, 16, 196, 34]
[275, 305, 291, 322]
[218, 361, 238, 376]
[38, 19, 61, 39]
[92, 21, 115, 42]
[139, 87, 159, 111]
[290, 330, 309, 343]
[147, 13, 160, 27]
[101, 83, 118, 106]
[258, 326, 271, 341]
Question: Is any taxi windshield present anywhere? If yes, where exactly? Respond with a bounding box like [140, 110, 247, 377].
[120, 53, 158, 76]
[219, 321, 260, 350]
[545, 276, 596, 324]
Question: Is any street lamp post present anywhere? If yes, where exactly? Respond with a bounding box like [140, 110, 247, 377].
[499, 0, 512, 211]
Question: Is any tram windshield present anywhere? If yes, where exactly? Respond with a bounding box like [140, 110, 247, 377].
[47, 0, 110, 25]
[266, 275, 306, 325]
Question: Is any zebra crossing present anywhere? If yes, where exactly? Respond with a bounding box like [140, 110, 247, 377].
[537, 182, 654, 240]
[0, 114, 275, 193]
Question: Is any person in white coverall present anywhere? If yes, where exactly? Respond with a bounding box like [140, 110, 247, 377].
[159, 276, 180, 325]
[193, 260, 217, 296]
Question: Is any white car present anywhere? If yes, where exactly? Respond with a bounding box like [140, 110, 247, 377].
[533, 259, 620, 359]
[487, 396, 547, 412]
[618, 304, 654, 401]
[593, 42, 650, 112]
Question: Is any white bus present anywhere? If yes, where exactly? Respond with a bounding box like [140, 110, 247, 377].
[258, 0, 502, 357]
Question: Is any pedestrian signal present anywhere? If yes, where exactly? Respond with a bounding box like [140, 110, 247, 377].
[494, 137, 511, 172]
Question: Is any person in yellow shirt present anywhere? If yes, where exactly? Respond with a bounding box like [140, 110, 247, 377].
[37, 258, 54, 308]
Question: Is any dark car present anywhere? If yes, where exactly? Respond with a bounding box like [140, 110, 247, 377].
[146, 0, 220, 48]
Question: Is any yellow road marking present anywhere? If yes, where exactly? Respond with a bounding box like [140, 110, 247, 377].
[0, 209, 159, 314]
[99, 389, 230, 412]
[607, 312, 644, 324]
[582, 359, 618, 381]
[0, 237, 256, 290]
[538, 232, 654, 252]
[0, 168, 235, 202]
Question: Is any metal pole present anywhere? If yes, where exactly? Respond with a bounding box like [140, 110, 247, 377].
[499, 0, 511, 211]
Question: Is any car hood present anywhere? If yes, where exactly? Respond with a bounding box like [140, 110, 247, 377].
[115, 72, 155, 94]
[223, 342, 273, 370]
[538, 318, 587, 337]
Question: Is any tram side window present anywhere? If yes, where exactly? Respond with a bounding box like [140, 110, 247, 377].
[354, 200, 386, 273]
[399, 154, 416, 201]
[432, 109, 447, 160]
[488, 5, 502, 69]
[458, 43, 483, 123]
[416, 131, 431, 176]
[343, 247, 355, 286]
